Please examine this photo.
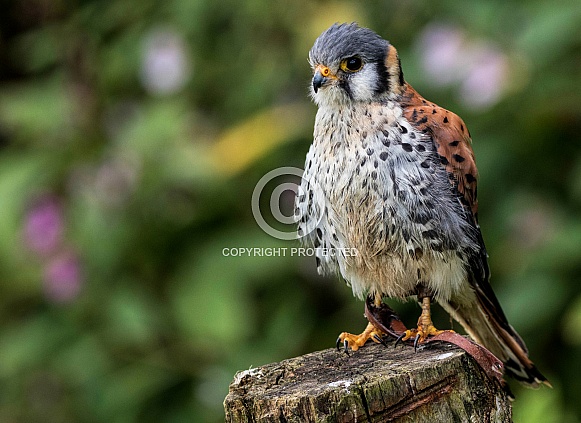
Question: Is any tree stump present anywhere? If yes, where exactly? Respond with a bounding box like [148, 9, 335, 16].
[224, 341, 512, 422]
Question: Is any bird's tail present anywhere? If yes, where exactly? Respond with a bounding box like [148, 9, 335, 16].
[441, 294, 549, 388]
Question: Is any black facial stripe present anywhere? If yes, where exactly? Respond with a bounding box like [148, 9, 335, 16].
[375, 51, 390, 96]
[340, 79, 354, 99]
[397, 56, 404, 86]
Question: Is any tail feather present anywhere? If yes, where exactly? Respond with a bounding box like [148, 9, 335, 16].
[441, 296, 549, 387]
[448, 229, 550, 388]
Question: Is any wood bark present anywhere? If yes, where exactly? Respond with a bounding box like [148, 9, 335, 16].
[224, 341, 511, 422]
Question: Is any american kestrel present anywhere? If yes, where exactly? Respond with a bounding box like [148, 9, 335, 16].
[296, 23, 548, 387]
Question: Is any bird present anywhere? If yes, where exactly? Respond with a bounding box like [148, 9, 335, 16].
[295, 22, 549, 388]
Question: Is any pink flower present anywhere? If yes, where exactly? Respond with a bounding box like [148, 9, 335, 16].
[140, 27, 192, 95]
[24, 196, 63, 256]
[460, 47, 508, 109]
[416, 23, 466, 86]
[415, 22, 510, 109]
[43, 252, 83, 303]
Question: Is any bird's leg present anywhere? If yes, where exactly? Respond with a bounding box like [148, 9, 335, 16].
[400, 290, 453, 346]
[337, 294, 386, 352]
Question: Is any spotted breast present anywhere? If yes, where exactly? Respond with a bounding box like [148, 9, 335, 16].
[296, 98, 480, 304]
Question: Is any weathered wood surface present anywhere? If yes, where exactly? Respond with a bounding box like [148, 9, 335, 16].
[224, 341, 511, 422]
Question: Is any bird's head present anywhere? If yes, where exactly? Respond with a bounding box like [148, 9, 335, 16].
[309, 23, 404, 107]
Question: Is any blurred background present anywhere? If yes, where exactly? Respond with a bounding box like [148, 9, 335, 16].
[0, 0, 580, 421]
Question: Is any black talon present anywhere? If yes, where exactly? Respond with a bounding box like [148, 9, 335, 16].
[336, 337, 342, 352]
[413, 333, 421, 352]
[373, 333, 388, 347]
[343, 339, 350, 356]
[395, 333, 407, 348]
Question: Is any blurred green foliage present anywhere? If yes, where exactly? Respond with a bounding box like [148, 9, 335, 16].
[0, 0, 580, 422]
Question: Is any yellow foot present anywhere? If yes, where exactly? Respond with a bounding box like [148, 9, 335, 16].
[337, 322, 386, 353]
[398, 324, 450, 346]
[396, 296, 453, 349]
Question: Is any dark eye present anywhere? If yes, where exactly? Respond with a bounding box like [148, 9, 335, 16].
[341, 56, 363, 72]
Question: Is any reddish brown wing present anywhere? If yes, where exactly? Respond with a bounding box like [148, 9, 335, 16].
[398, 85, 550, 386]
[399, 85, 479, 223]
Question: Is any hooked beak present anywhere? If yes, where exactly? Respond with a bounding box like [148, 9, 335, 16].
[312, 65, 334, 93]
[312, 71, 326, 93]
